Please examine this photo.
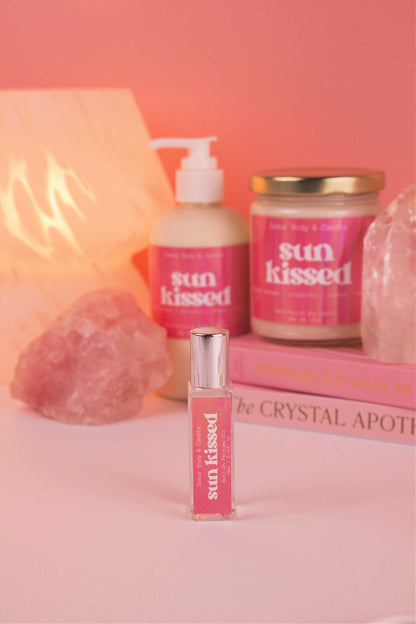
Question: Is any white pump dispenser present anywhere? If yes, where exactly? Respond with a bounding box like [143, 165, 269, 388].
[148, 136, 249, 400]
[150, 137, 224, 204]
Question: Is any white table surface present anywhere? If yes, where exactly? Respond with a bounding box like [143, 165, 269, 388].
[1, 385, 415, 624]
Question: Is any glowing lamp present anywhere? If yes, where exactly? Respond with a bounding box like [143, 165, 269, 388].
[0, 89, 173, 383]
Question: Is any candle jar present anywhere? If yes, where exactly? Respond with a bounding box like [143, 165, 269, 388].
[250, 168, 385, 344]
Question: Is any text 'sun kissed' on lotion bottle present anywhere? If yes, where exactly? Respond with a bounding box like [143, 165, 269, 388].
[250, 168, 385, 344]
[149, 137, 249, 400]
[189, 328, 235, 521]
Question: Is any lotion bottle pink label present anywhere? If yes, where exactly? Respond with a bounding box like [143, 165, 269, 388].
[150, 244, 249, 338]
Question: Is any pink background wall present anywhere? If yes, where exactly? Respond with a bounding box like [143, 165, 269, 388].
[0, 0, 414, 216]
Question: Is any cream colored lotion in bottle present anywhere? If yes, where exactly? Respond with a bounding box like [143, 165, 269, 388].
[149, 137, 249, 400]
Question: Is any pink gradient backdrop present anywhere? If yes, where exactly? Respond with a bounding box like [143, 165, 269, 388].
[0, 0, 414, 216]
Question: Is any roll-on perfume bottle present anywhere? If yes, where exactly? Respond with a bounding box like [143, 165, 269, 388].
[189, 327, 235, 520]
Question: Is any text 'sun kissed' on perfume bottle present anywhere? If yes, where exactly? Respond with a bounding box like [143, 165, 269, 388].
[188, 328, 235, 521]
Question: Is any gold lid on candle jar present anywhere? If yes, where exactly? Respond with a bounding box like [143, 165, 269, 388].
[250, 168, 385, 196]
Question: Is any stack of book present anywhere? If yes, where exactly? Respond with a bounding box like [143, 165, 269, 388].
[230, 333, 415, 444]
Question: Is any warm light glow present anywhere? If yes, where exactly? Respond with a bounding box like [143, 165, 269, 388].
[0, 88, 173, 384]
[0, 151, 94, 261]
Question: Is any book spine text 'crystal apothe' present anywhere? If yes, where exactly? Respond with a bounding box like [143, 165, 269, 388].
[233, 383, 415, 444]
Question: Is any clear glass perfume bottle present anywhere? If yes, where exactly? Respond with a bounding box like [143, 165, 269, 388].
[188, 327, 235, 521]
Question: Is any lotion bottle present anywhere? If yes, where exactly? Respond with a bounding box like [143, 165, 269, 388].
[149, 137, 249, 400]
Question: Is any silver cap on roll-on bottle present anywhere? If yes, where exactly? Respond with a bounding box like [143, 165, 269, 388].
[190, 327, 230, 389]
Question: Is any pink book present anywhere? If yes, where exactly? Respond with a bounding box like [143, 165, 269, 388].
[233, 383, 415, 444]
[230, 333, 416, 410]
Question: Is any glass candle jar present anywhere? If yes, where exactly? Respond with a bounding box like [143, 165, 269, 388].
[250, 168, 385, 344]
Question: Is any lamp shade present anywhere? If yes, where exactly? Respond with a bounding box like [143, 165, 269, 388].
[0, 89, 173, 383]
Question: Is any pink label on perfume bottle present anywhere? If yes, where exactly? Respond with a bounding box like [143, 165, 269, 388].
[192, 396, 232, 516]
[251, 215, 375, 325]
[149, 244, 249, 338]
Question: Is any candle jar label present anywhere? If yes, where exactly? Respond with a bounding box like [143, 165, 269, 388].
[149, 244, 249, 338]
[251, 215, 374, 325]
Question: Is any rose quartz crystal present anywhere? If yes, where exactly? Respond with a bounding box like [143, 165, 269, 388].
[10, 290, 172, 424]
[361, 185, 416, 363]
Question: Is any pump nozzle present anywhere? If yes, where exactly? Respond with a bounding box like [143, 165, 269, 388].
[150, 136, 223, 203]
[150, 136, 217, 169]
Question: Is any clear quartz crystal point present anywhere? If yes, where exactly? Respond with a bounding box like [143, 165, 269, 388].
[361, 184, 416, 363]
